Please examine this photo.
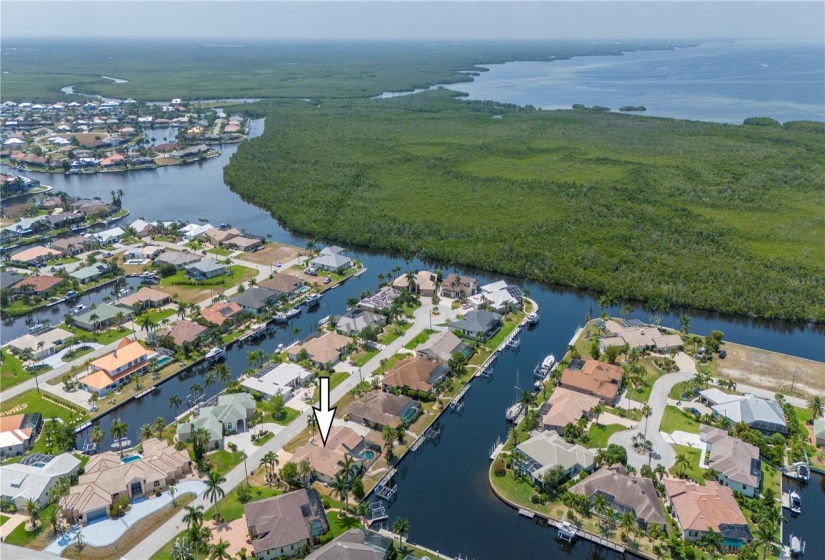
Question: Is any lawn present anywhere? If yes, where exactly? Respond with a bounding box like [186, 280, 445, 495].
[622, 361, 663, 404]
[207, 246, 234, 257]
[668, 381, 694, 400]
[0, 389, 88, 426]
[64, 324, 132, 346]
[271, 406, 300, 426]
[351, 347, 380, 367]
[206, 482, 283, 522]
[762, 462, 781, 497]
[378, 322, 413, 345]
[310, 372, 351, 403]
[3, 502, 56, 547]
[145, 308, 177, 324]
[660, 405, 700, 434]
[157, 265, 257, 304]
[61, 345, 95, 362]
[669, 444, 705, 483]
[1, 347, 31, 390]
[404, 329, 436, 350]
[582, 423, 626, 449]
[205, 449, 245, 477]
[0, 514, 9, 526]
[252, 431, 275, 446]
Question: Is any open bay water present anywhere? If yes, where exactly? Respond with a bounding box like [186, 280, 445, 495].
[440, 41, 825, 123]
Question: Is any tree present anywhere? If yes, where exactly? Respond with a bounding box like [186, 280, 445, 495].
[205, 469, 226, 520]
[640, 403, 653, 444]
[153, 416, 167, 438]
[330, 471, 350, 518]
[700, 529, 724, 560]
[619, 511, 637, 541]
[448, 352, 467, 378]
[382, 424, 395, 460]
[90, 426, 104, 447]
[298, 459, 313, 488]
[392, 517, 410, 547]
[139, 423, 154, 441]
[753, 521, 776, 560]
[604, 444, 627, 466]
[675, 453, 689, 477]
[169, 394, 182, 419]
[169, 482, 177, 507]
[540, 465, 565, 494]
[25, 498, 40, 528]
[603, 344, 622, 365]
[679, 313, 690, 337]
[183, 504, 205, 531]
[807, 395, 823, 420]
[307, 412, 317, 441]
[137, 313, 156, 334]
[209, 538, 232, 560]
[89, 313, 101, 331]
[280, 461, 300, 489]
[214, 363, 232, 387]
[110, 419, 128, 457]
[593, 493, 611, 529]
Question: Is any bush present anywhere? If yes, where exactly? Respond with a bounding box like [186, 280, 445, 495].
[228, 442, 238, 452]
[237, 483, 253, 504]
[530, 493, 540, 504]
[0, 497, 16, 513]
[493, 458, 506, 477]
[321, 497, 330, 509]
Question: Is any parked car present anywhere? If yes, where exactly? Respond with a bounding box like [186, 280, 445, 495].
[718, 350, 727, 359]
[323, 276, 331, 284]
[274, 261, 281, 268]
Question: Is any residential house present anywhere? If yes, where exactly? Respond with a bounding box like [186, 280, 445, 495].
[290, 426, 373, 484]
[698, 388, 742, 407]
[125, 245, 163, 259]
[43, 212, 84, 230]
[304, 529, 392, 560]
[258, 274, 304, 299]
[176, 393, 255, 450]
[128, 218, 156, 238]
[2, 217, 48, 238]
[0, 413, 42, 458]
[392, 270, 437, 297]
[664, 479, 753, 548]
[288, 332, 352, 368]
[7, 328, 74, 361]
[73, 303, 132, 331]
[77, 338, 152, 396]
[201, 301, 243, 329]
[514, 431, 596, 487]
[230, 287, 278, 314]
[185, 258, 226, 280]
[204, 227, 240, 246]
[223, 236, 262, 252]
[440, 273, 478, 299]
[0, 271, 23, 290]
[711, 395, 787, 435]
[154, 250, 200, 270]
[357, 286, 401, 313]
[344, 391, 420, 431]
[700, 425, 761, 497]
[381, 355, 448, 395]
[12, 275, 64, 295]
[116, 287, 171, 310]
[93, 227, 125, 245]
[310, 246, 352, 273]
[559, 359, 624, 405]
[601, 320, 672, 352]
[335, 308, 386, 336]
[414, 330, 471, 365]
[243, 489, 330, 559]
[63, 438, 190, 525]
[178, 223, 214, 240]
[569, 465, 666, 533]
[654, 334, 684, 353]
[157, 320, 208, 348]
[448, 309, 501, 342]
[241, 363, 314, 401]
[540, 387, 601, 433]
[70, 263, 110, 284]
[0, 453, 80, 510]
[466, 281, 522, 313]
[11, 245, 61, 264]
[52, 235, 94, 255]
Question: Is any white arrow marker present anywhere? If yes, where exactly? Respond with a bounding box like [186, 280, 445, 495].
[312, 376, 336, 447]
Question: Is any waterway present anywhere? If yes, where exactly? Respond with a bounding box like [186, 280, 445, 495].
[3, 107, 824, 556]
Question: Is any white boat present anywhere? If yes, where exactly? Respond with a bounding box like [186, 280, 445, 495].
[205, 346, 226, 363]
[533, 381, 543, 392]
[789, 490, 801, 514]
[27, 323, 48, 335]
[505, 402, 523, 422]
[557, 521, 578, 542]
[248, 323, 266, 338]
[305, 293, 322, 306]
[110, 437, 131, 449]
[273, 313, 287, 323]
[73, 304, 86, 314]
[276, 343, 284, 352]
[797, 464, 810, 483]
[534, 353, 555, 378]
[789, 534, 805, 556]
[284, 307, 301, 319]
[526, 312, 539, 325]
[65, 290, 78, 301]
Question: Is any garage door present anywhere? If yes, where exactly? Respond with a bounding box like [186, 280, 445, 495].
[86, 507, 108, 524]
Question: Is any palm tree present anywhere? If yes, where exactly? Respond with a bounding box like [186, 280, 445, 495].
[90, 426, 104, 447]
[392, 517, 410, 548]
[700, 529, 724, 560]
[307, 412, 316, 441]
[25, 498, 40, 528]
[654, 463, 667, 482]
[191, 383, 202, 397]
[153, 416, 166, 438]
[177, 302, 188, 320]
[674, 453, 689, 477]
[619, 512, 636, 541]
[305, 239, 318, 256]
[519, 389, 536, 412]
[593, 493, 610, 530]
[139, 423, 154, 441]
[640, 403, 653, 462]
[110, 419, 128, 457]
[382, 424, 395, 459]
[168, 482, 177, 507]
[298, 460, 313, 488]
[209, 539, 232, 560]
[330, 471, 350, 519]
[679, 313, 690, 337]
[205, 470, 226, 520]
[168, 394, 182, 419]
[334, 456, 357, 513]
[807, 395, 824, 420]
[753, 521, 776, 560]
[183, 504, 205, 531]
[262, 451, 278, 485]
[137, 314, 156, 334]
[204, 371, 215, 389]
[214, 364, 232, 387]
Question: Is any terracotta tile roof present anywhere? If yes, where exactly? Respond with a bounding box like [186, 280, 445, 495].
[89, 338, 151, 375]
[290, 427, 363, 480]
[158, 319, 208, 346]
[11, 246, 61, 263]
[560, 360, 623, 403]
[664, 479, 750, 534]
[13, 275, 64, 293]
[117, 287, 170, 308]
[290, 332, 351, 365]
[381, 355, 443, 393]
[541, 387, 601, 429]
[202, 301, 243, 326]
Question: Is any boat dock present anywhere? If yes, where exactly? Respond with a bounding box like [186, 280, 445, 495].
[450, 384, 470, 409]
[518, 508, 534, 519]
[374, 468, 398, 501]
[489, 437, 504, 460]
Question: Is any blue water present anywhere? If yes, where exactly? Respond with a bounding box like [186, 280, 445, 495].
[121, 454, 142, 464]
[155, 356, 172, 367]
[443, 41, 825, 123]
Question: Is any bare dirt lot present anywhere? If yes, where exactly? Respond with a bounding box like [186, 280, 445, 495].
[716, 341, 825, 398]
[236, 241, 303, 266]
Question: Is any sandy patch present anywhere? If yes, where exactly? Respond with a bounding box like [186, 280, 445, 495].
[716, 341, 825, 398]
[236, 242, 302, 266]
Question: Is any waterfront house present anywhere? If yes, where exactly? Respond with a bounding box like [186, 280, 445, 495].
[243, 489, 330, 559]
[116, 286, 171, 310]
[304, 528, 392, 560]
[310, 252, 352, 273]
[0, 271, 24, 290]
[223, 235, 262, 252]
[381, 355, 448, 395]
[392, 270, 437, 296]
[258, 274, 304, 299]
[335, 308, 386, 336]
[466, 281, 522, 313]
[154, 250, 200, 269]
[698, 388, 742, 407]
[288, 331, 352, 368]
[77, 337, 153, 396]
[540, 387, 601, 433]
[93, 227, 125, 245]
[185, 258, 226, 280]
[44, 211, 84, 229]
[344, 391, 420, 431]
[514, 431, 596, 487]
[70, 263, 110, 284]
[414, 330, 471, 365]
[664, 479, 753, 549]
[448, 309, 501, 342]
[156, 319, 208, 348]
[711, 395, 787, 435]
[201, 301, 243, 329]
[73, 303, 132, 331]
[2, 217, 48, 238]
[653, 333, 684, 353]
[230, 286, 278, 314]
[125, 245, 164, 259]
[0, 413, 42, 458]
[176, 393, 255, 450]
[12, 274, 64, 296]
[63, 438, 191, 526]
[569, 465, 666, 533]
[357, 286, 401, 313]
[7, 328, 74, 361]
[241, 363, 314, 401]
[204, 227, 240, 245]
[290, 426, 373, 484]
[699, 425, 761, 497]
[128, 218, 156, 238]
[559, 359, 623, 405]
[601, 319, 681, 353]
[440, 273, 478, 299]
[11, 245, 61, 264]
[52, 235, 95, 255]
[179, 222, 214, 239]
[0, 453, 80, 510]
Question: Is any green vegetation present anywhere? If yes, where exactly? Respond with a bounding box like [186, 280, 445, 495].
[0, 514, 9, 526]
[660, 405, 700, 434]
[205, 449, 245, 477]
[0, 390, 88, 426]
[144, 308, 176, 324]
[159, 265, 256, 290]
[225, 90, 825, 322]
[669, 444, 704, 483]
[61, 346, 95, 362]
[271, 406, 300, 426]
[252, 431, 275, 446]
[1, 348, 31, 390]
[3, 503, 56, 547]
[582, 423, 626, 448]
[404, 329, 436, 350]
[204, 483, 282, 523]
[63, 324, 132, 345]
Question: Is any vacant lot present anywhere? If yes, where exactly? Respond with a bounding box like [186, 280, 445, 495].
[716, 341, 825, 398]
[236, 241, 302, 266]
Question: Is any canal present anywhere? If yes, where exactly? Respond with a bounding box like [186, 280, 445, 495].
[3, 117, 824, 559]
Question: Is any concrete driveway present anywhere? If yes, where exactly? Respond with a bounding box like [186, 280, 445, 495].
[225, 423, 285, 455]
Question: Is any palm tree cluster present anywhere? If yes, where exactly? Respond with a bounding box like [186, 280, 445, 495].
[331, 456, 358, 516]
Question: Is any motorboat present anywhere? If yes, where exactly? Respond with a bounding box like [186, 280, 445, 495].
[557, 521, 578, 543]
[27, 323, 48, 335]
[789, 534, 805, 556]
[305, 293, 322, 306]
[797, 463, 810, 483]
[789, 490, 801, 514]
[73, 304, 86, 314]
[534, 353, 555, 378]
[65, 290, 78, 301]
[273, 313, 287, 323]
[505, 402, 523, 422]
[247, 323, 267, 338]
[205, 346, 226, 363]
[110, 437, 131, 450]
[533, 381, 543, 392]
[526, 312, 539, 325]
[284, 307, 301, 319]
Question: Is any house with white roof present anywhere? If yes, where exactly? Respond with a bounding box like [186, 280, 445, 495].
[711, 395, 787, 435]
[0, 453, 81, 510]
[467, 281, 521, 313]
[311, 246, 352, 272]
[179, 223, 213, 239]
[94, 226, 125, 245]
[514, 431, 596, 487]
[241, 363, 314, 401]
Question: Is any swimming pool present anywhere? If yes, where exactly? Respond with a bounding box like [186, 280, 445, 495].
[155, 356, 172, 367]
[299, 286, 310, 294]
[122, 454, 142, 464]
[362, 450, 375, 460]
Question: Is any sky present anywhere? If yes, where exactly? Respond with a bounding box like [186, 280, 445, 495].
[2, 1, 823, 40]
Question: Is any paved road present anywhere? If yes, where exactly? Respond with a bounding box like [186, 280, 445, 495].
[123, 298, 457, 559]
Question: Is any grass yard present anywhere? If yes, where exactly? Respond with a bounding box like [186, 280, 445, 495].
[271, 406, 301, 426]
[660, 405, 700, 434]
[670, 444, 705, 483]
[351, 347, 380, 367]
[404, 329, 436, 350]
[3, 503, 56, 548]
[0, 514, 9, 526]
[622, 361, 663, 404]
[205, 449, 245, 477]
[157, 265, 257, 304]
[582, 423, 626, 449]
[1, 347, 31, 390]
[0, 389, 88, 426]
[205, 482, 283, 522]
[61, 345, 95, 362]
[207, 246, 234, 257]
[668, 381, 694, 400]
[64, 324, 132, 346]
[252, 431, 275, 446]
[144, 308, 177, 324]
[378, 322, 413, 345]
